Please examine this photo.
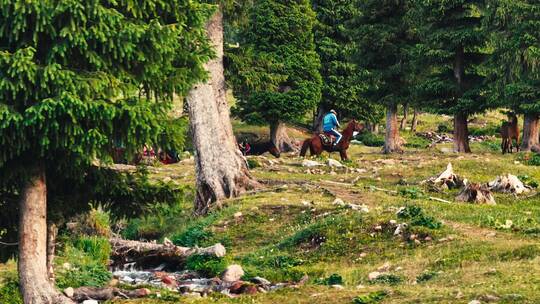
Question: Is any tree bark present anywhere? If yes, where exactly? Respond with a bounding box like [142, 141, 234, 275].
[383, 104, 402, 154]
[312, 105, 325, 133]
[521, 113, 540, 151]
[400, 103, 409, 130]
[453, 113, 471, 153]
[411, 107, 419, 132]
[18, 166, 74, 304]
[187, 9, 259, 215]
[46, 223, 58, 282]
[270, 122, 296, 152]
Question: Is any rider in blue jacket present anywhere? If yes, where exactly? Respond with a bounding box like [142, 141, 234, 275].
[322, 109, 342, 146]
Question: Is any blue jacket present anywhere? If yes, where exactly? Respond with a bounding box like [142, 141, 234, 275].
[322, 113, 339, 132]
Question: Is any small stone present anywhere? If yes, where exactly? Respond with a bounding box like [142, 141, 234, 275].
[63, 287, 74, 298]
[359, 252, 367, 258]
[395, 266, 403, 271]
[455, 291, 464, 299]
[389, 220, 397, 225]
[356, 284, 366, 289]
[377, 262, 392, 272]
[368, 271, 382, 281]
[374, 225, 383, 231]
[468, 300, 481, 304]
[332, 198, 345, 206]
[327, 159, 344, 168]
[485, 268, 497, 275]
[302, 160, 322, 167]
[184, 292, 202, 298]
[82, 301, 99, 304]
[331, 284, 344, 290]
[330, 171, 337, 175]
[480, 294, 500, 302]
[234, 212, 243, 219]
[414, 239, 421, 245]
[221, 265, 245, 282]
[424, 236, 432, 242]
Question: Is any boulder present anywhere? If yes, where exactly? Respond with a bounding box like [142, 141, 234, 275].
[302, 160, 322, 167]
[221, 265, 245, 282]
[327, 159, 344, 168]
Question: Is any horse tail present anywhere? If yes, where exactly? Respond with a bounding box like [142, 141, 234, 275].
[300, 139, 311, 157]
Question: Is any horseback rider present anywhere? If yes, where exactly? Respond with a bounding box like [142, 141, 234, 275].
[322, 109, 342, 146]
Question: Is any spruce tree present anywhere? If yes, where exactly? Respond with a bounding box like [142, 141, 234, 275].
[410, 0, 489, 153]
[486, 0, 540, 151]
[353, 0, 414, 153]
[0, 1, 212, 302]
[312, 0, 382, 131]
[228, 0, 322, 151]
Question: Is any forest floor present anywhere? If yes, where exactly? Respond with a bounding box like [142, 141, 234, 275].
[2, 112, 540, 304]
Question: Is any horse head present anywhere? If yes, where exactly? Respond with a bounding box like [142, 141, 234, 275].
[269, 143, 281, 158]
[348, 120, 365, 136]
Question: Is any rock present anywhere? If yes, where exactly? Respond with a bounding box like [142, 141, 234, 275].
[233, 212, 243, 219]
[331, 284, 345, 290]
[359, 252, 367, 258]
[485, 232, 496, 238]
[221, 265, 245, 282]
[63, 287, 74, 298]
[480, 294, 500, 302]
[356, 284, 366, 289]
[468, 300, 481, 304]
[368, 271, 382, 281]
[161, 275, 175, 286]
[332, 198, 345, 206]
[357, 168, 368, 173]
[327, 159, 344, 168]
[82, 301, 99, 304]
[302, 160, 322, 167]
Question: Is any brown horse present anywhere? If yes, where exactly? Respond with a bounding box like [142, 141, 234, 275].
[239, 141, 281, 158]
[501, 113, 520, 154]
[300, 120, 364, 160]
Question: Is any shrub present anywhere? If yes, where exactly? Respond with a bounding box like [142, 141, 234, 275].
[404, 135, 430, 149]
[397, 205, 442, 229]
[357, 132, 385, 147]
[398, 187, 425, 199]
[315, 273, 343, 285]
[0, 265, 22, 304]
[352, 291, 388, 304]
[172, 225, 214, 247]
[247, 158, 261, 169]
[370, 274, 402, 285]
[73, 236, 111, 265]
[518, 175, 539, 188]
[437, 124, 451, 133]
[416, 270, 438, 283]
[185, 255, 229, 277]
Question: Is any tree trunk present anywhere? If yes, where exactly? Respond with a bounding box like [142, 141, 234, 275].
[367, 122, 379, 134]
[453, 113, 471, 153]
[383, 104, 402, 154]
[400, 103, 409, 130]
[46, 223, 58, 282]
[312, 105, 325, 133]
[271, 122, 296, 152]
[18, 166, 74, 304]
[521, 113, 540, 151]
[411, 107, 419, 132]
[187, 9, 259, 215]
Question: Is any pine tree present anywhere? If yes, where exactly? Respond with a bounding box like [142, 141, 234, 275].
[312, 0, 382, 131]
[228, 0, 322, 151]
[0, 1, 212, 302]
[411, 0, 489, 153]
[486, 0, 540, 151]
[353, 0, 414, 153]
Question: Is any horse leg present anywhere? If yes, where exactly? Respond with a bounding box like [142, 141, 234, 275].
[340, 149, 348, 161]
[501, 138, 507, 154]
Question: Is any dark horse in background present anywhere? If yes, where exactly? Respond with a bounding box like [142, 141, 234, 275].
[239, 141, 281, 158]
[500, 112, 520, 154]
[300, 120, 364, 160]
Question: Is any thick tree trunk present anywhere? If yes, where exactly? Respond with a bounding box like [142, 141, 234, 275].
[411, 107, 419, 132]
[521, 113, 540, 151]
[46, 223, 58, 282]
[453, 113, 471, 153]
[271, 122, 296, 152]
[383, 104, 402, 154]
[18, 167, 74, 304]
[312, 105, 325, 133]
[400, 103, 409, 130]
[187, 10, 259, 215]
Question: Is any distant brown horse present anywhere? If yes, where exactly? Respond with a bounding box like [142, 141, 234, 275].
[239, 141, 281, 158]
[300, 120, 364, 160]
[501, 113, 520, 154]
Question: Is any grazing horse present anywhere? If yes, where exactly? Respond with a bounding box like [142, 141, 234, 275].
[300, 120, 364, 160]
[239, 141, 281, 158]
[500, 113, 520, 154]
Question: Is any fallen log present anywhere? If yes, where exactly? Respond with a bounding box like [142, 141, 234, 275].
[488, 174, 531, 195]
[64, 286, 150, 302]
[110, 238, 226, 268]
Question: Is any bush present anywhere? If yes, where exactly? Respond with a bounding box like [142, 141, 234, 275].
[437, 124, 451, 133]
[315, 273, 343, 285]
[370, 274, 402, 285]
[416, 270, 438, 283]
[357, 132, 385, 147]
[185, 255, 228, 277]
[247, 158, 261, 169]
[55, 239, 112, 289]
[172, 225, 213, 247]
[404, 135, 430, 149]
[397, 205, 442, 229]
[0, 265, 22, 304]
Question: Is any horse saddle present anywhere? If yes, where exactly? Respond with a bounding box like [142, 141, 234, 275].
[319, 132, 336, 147]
